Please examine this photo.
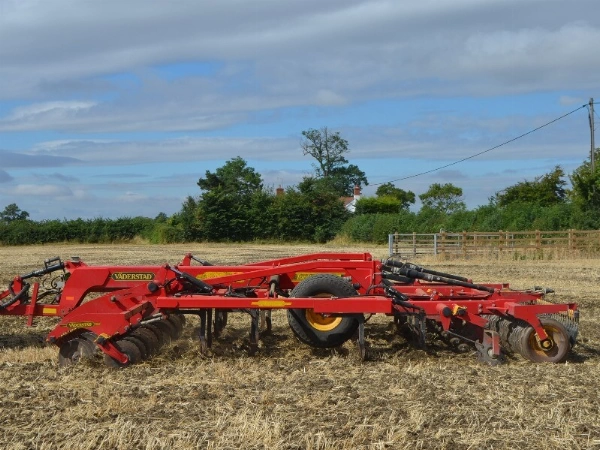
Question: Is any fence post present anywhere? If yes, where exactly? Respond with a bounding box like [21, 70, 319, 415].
[441, 230, 447, 258]
[568, 229, 574, 251]
[462, 230, 467, 257]
[388, 233, 394, 256]
[536, 230, 541, 251]
[412, 232, 416, 257]
[434, 233, 438, 256]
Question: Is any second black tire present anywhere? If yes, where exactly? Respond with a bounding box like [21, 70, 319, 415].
[287, 274, 359, 348]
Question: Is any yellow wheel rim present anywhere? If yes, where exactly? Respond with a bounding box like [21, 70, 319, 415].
[528, 323, 563, 357]
[305, 309, 342, 331]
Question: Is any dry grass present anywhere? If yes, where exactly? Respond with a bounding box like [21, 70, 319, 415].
[1, 243, 600, 449]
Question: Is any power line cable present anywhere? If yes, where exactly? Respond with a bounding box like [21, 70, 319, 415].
[371, 103, 588, 186]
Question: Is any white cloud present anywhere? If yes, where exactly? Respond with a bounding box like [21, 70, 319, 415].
[116, 191, 148, 203]
[11, 184, 73, 196]
[7, 101, 96, 120]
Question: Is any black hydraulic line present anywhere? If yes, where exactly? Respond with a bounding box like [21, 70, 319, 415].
[382, 261, 495, 293]
[382, 281, 425, 312]
[381, 271, 413, 284]
[20, 262, 65, 281]
[384, 258, 469, 282]
[0, 282, 30, 309]
[170, 267, 214, 294]
[404, 263, 470, 283]
[189, 255, 214, 266]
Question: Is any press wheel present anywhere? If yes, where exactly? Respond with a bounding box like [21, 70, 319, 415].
[519, 318, 571, 363]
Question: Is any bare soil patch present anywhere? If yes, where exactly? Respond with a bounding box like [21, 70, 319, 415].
[1, 243, 599, 449]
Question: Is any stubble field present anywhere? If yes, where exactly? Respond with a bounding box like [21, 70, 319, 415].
[1, 243, 599, 450]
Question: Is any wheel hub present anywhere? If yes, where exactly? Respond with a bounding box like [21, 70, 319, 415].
[305, 309, 342, 331]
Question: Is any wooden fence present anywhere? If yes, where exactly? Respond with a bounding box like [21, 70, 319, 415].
[388, 230, 600, 257]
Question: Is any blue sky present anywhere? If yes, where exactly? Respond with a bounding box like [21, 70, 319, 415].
[0, 0, 598, 220]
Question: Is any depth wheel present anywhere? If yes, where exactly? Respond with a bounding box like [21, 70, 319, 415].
[104, 339, 143, 368]
[287, 274, 359, 348]
[519, 318, 571, 363]
[58, 336, 96, 367]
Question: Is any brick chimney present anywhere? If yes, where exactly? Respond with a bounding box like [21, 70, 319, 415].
[276, 186, 284, 196]
[353, 185, 361, 199]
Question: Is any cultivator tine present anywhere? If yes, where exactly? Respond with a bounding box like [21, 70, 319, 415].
[259, 310, 272, 336]
[197, 310, 210, 355]
[248, 309, 260, 356]
[355, 315, 367, 361]
[213, 311, 228, 338]
[206, 309, 213, 348]
[474, 330, 503, 366]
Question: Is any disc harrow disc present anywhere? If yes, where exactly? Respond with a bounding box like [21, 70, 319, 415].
[104, 339, 143, 368]
[58, 336, 97, 367]
[131, 327, 160, 356]
[149, 320, 176, 345]
[166, 315, 184, 339]
[122, 335, 150, 360]
[143, 323, 167, 348]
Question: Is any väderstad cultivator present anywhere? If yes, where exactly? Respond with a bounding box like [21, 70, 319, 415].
[0, 252, 578, 367]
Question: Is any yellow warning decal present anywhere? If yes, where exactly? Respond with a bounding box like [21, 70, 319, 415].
[64, 321, 100, 329]
[292, 272, 345, 282]
[250, 300, 292, 308]
[42, 307, 57, 315]
[196, 272, 242, 280]
[111, 272, 154, 281]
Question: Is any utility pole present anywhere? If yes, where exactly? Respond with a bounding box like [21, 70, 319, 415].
[590, 98, 596, 172]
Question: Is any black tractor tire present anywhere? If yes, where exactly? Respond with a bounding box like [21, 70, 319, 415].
[287, 274, 359, 348]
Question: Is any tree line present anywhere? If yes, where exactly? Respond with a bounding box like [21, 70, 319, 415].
[2, 127, 599, 246]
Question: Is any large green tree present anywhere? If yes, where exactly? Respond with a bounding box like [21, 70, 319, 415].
[419, 183, 466, 215]
[195, 157, 272, 241]
[375, 182, 415, 210]
[569, 150, 600, 210]
[301, 127, 368, 196]
[0, 203, 29, 223]
[494, 166, 567, 207]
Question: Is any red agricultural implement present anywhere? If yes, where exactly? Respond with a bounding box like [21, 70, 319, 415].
[0, 252, 578, 367]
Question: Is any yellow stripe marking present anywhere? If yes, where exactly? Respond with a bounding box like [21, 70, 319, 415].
[250, 300, 292, 308]
[196, 272, 243, 280]
[292, 272, 345, 282]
